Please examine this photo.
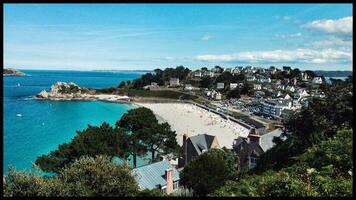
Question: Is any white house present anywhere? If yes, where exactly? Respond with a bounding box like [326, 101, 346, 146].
[230, 83, 238, 90]
[246, 76, 256, 82]
[169, 78, 180, 87]
[215, 92, 222, 100]
[254, 84, 262, 90]
[286, 86, 295, 93]
[202, 70, 214, 77]
[312, 77, 323, 84]
[193, 70, 202, 78]
[284, 94, 291, 100]
[217, 82, 225, 89]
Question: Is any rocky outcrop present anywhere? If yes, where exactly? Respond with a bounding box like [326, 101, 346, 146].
[35, 82, 96, 100]
[3, 68, 27, 76]
[34, 82, 130, 103]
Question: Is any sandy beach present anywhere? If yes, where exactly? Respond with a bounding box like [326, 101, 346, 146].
[135, 102, 251, 148]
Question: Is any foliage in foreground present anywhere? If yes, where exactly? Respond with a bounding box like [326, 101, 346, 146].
[211, 128, 353, 197]
[4, 155, 139, 197]
[180, 148, 239, 196]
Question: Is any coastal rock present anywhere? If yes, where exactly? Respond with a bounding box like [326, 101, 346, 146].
[35, 82, 131, 103]
[3, 68, 27, 76]
[35, 82, 91, 99]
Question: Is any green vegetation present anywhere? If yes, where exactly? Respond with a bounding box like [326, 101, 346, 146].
[35, 123, 129, 173]
[255, 76, 353, 172]
[118, 80, 126, 88]
[180, 148, 239, 196]
[4, 156, 139, 197]
[208, 77, 353, 197]
[211, 128, 352, 197]
[36, 107, 179, 172]
[131, 66, 191, 88]
[116, 107, 179, 167]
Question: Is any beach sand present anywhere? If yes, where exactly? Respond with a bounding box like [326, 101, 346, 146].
[135, 103, 250, 149]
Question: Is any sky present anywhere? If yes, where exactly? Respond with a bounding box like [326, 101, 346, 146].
[3, 4, 353, 71]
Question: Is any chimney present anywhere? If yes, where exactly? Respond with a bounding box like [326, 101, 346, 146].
[183, 134, 187, 166]
[165, 168, 174, 194]
[248, 134, 261, 146]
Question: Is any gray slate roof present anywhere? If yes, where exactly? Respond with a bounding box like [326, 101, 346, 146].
[260, 128, 283, 152]
[133, 160, 180, 190]
[188, 134, 216, 155]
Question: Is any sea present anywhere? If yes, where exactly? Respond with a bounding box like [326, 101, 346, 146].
[3, 70, 153, 174]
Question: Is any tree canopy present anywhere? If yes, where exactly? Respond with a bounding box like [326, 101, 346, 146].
[180, 148, 239, 196]
[36, 107, 179, 172]
[5, 155, 139, 197]
[211, 128, 352, 197]
[35, 123, 129, 173]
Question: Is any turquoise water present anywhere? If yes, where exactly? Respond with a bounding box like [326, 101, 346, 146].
[3, 70, 151, 174]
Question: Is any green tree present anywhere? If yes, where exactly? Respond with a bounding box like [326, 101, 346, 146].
[180, 149, 238, 196]
[227, 87, 241, 99]
[35, 123, 129, 173]
[211, 128, 353, 197]
[4, 155, 139, 197]
[142, 122, 179, 162]
[116, 107, 158, 168]
[200, 77, 214, 88]
[118, 81, 126, 88]
[240, 81, 253, 95]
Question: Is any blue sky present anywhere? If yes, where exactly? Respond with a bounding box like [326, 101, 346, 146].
[4, 4, 353, 70]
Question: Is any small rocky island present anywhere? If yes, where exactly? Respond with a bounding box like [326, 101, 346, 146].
[35, 82, 130, 102]
[3, 68, 28, 76]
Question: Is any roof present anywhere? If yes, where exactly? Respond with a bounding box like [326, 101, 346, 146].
[188, 134, 216, 155]
[260, 128, 283, 152]
[233, 139, 264, 164]
[133, 160, 180, 190]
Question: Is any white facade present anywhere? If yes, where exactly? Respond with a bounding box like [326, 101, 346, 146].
[230, 83, 238, 90]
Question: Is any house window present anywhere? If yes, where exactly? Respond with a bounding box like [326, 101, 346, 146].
[249, 156, 257, 168]
[161, 186, 166, 193]
[173, 181, 179, 190]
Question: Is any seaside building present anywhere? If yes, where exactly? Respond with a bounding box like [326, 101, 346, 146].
[253, 84, 262, 91]
[178, 134, 220, 168]
[133, 160, 180, 194]
[259, 99, 292, 120]
[193, 70, 202, 78]
[312, 77, 323, 84]
[230, 83, 238, 90]
[233, 128, 283, 169]
[169, 78, 180, 87]
[246, 75, 256, 82]
[215, 92, 222, 100]
[217, 82, 225, 90]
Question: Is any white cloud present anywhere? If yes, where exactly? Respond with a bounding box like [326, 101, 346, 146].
[201, 35, 212, 41]
[306, 16, 352, 37]
[308, 36, 352, 50]
[195, 48, 351, 64]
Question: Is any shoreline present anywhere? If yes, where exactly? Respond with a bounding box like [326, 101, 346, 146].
[34, 95, 250, 148]
[135, 102, 251, 148]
